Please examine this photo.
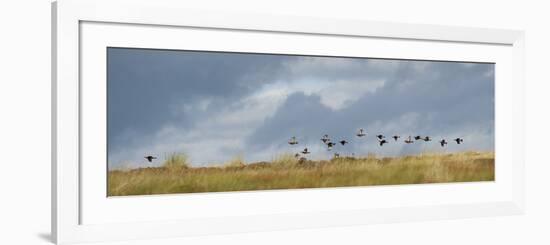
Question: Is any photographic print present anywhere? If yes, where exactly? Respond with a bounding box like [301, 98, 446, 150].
[107, 47, 495, 196]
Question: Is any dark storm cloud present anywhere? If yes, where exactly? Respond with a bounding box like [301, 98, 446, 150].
[107, 48, 494, 168]
[246, 61, 494, 156]
[107, 48, 290, 153]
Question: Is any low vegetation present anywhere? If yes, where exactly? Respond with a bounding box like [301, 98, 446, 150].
[107, 151, 494, 196]
[162, 152, 190, 170]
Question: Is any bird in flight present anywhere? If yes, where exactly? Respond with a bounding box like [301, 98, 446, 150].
[321, 134, 331, 144]
[339, 140, 348, 145]
[144, 155, 157, 163]
[404, 136, 414, 144]
[327, 142, 336, 150]
[301, 148, 311, 154]
[439, 139, 448, 147]
[379, 139, 388, 146]
[288, 136, 298, 145]
[376, 134, 385, 140]
[454, 138, 464, 144]
[356, 128, 366, 137]
[423, 136, 432, 142]
[414, 135, 422, 140]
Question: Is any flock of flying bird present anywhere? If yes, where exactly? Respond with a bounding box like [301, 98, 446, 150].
[142, 128, 465, 163]
[288, 128, 464, 158]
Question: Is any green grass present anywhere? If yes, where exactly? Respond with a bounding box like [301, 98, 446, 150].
[108, 151, 495, 196]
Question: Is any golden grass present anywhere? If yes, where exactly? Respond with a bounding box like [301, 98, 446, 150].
[162, 152, 190, 170]
[223, 155, 246, 168]
[107, 151, 494, 196]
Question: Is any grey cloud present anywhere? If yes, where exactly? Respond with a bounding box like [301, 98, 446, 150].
[245, 61, 494, 158]
[107, 48, 290, 154]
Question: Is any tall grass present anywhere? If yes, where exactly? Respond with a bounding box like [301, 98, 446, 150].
[108, 151, 494, 196]
[223, 155, 246, 168]
[271, 153, 299, 168]
[162, 152, 190, 170]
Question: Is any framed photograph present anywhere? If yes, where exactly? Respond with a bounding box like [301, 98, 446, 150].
[52, 0, 525, 244]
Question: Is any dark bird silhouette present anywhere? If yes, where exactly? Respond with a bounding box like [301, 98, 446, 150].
[454, 138, 464, 144]
[144, 155, 157, 162]
[356, 128, 366, 137]
[327, 142, 336, 150]
[414, 135, 422, 140]
[376, 134, 385, 140]
[288, 136, 298, 145]
[379, 139, 388, 146]
[439, 139, 448, 147]
[423, 136, 432, 142]
[404, 136, 414, 144]
[321, 134, 331, 144]
[392, 135, 400, 141]
[301, 148, 311, 154]
[339, 140, 348, 145]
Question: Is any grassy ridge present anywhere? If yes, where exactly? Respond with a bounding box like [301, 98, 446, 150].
[107, 151, 494, 196]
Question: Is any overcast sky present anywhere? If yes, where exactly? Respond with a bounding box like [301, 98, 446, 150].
[107, 47, 494, 169]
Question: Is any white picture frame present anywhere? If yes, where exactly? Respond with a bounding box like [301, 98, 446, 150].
[52, 0, 525, 244]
